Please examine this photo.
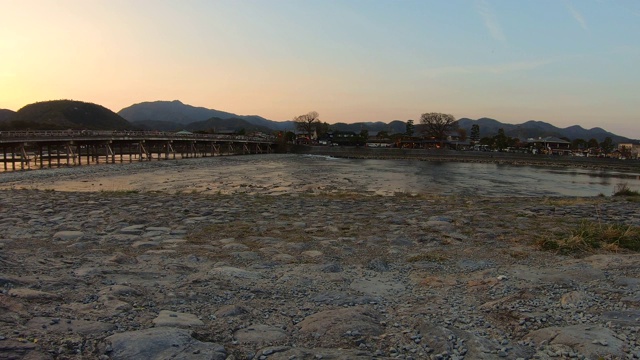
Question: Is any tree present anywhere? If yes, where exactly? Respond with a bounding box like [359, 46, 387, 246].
[419, 112, 458, 141]
[294, 111, 320, 139]
[600, 137, 614, 154]
[495, 128, 509, 150]
[479, 136, 494, 148]
[315, 121, 331, 138]
[284, 131, 295, 143]
[587, 138, 599, 149]
[456, 128, 467, 142]
[470, 124, 480, 144]
[572, 138, 587, 150]
[359, 129, 369, 142]
[405, 120, 415, 137]
[377, 130, 390, 139]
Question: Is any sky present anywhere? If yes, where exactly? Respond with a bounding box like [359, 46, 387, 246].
[1, 0, 639, 138]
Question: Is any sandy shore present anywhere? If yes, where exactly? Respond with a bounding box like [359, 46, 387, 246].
[0, 155, 324, 195]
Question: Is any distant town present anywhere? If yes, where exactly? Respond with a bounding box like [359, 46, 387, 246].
[290, 112, 640, 160]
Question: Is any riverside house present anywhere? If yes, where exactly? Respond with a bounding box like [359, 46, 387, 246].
[527, 137, 571, 155]
[397, 132, 467, 150]
[617, 143, 640, 159]
[366, 135, 393, 148]
[295, 129, 318, 145]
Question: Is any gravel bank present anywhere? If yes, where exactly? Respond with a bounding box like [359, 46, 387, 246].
[1, 155, 640, 359]
[0, 153, 640, 360]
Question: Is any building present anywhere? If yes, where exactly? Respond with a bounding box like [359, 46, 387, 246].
[618, 143, 640, 159]
[527, 137, 571, 155]
[294, 129, 317, 144]
[366, 136, 393, 148]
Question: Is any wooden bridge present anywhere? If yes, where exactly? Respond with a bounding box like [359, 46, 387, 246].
[0, 130, 278, 171]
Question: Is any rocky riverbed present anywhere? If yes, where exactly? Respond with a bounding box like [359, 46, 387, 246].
[1, 155, 640, 359]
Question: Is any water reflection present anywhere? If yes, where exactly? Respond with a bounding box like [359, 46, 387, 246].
[340, 158, 640, 197]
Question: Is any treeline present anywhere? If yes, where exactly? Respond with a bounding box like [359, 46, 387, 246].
[476, 128, 616, 152]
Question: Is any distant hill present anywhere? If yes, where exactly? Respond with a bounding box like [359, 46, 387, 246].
[130, 120, 184, 132]
[184, 117, 274, 134]
[2, 100, 132, 131]
[121, 100, 410, 134]
[0, 109, 16, 123]
[457, 118, 632, 143]
[118, 100, 295, 131]
[329, 120, 407, 134]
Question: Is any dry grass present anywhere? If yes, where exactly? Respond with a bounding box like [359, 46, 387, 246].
[537, 220, 640, 255]
[541, 197, 603, 207]
[613, 183, 640, 197]
[406, 252, 449, 263]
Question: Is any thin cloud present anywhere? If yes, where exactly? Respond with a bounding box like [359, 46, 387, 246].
[475, 0, 506, 42]
[566, 2, 588, 30]
[423, 60, 554, 78]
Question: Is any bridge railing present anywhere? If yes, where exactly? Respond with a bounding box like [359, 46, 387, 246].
[0, 130, 276, 143]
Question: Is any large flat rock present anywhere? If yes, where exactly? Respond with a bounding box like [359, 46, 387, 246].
[297, 306, 382, 343]
[152, 310, 204, 328]
[527, 325, 627, 359]
[26, 317, 116, 335]
[234, 324, 287, 345]
[7, 288, 60, 300]
[106, 327, 226, 360]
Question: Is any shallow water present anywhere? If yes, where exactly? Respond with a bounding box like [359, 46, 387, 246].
[300, 155, 640, 197]
[2, 154, 639, 197]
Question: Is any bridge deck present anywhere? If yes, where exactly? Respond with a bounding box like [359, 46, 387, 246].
[0, 131, 279, 171]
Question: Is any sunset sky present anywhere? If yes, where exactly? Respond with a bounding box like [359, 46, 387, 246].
[1, 0, 639, 138]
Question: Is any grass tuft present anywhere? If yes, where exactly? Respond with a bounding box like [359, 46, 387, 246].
[537, 220, 640, 255]
[613, 183, 640, 197]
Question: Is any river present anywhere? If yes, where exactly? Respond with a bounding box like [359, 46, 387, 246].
[1, 154, 639, 197]
[299, 155, 640, 197]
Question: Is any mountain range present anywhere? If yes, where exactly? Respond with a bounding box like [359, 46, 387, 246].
[119, 100, 295, 132]
[0, 99, 636, 143]
[456, 118, 632, 144]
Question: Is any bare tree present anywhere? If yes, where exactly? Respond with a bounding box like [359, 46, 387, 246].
[419, 112, 458, 141]
[294, 111, 320, 139]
